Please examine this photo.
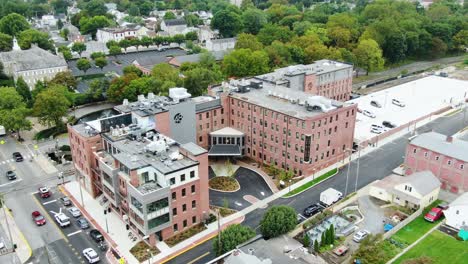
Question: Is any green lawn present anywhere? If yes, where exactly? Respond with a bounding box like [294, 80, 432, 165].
[391, 200, 443, 245]
[283, 168, 338, 198]
[394, 230, 468, 264]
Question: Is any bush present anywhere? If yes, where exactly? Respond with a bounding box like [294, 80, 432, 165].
[129, 241, 159, 262]
[206, 213, 217, 224]
[165, 223, 207, 247]
[260, 205, 297, 239]
[34, 126, 67, 140]
[59, 145, 71, 151]
[213, 224, 256, 256]
[209, 176, 240, 191]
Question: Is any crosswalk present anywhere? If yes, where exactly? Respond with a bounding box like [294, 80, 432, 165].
[0, 154, 36, 165]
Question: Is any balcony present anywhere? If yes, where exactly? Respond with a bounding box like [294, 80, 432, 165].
[96, 151, 118, 176]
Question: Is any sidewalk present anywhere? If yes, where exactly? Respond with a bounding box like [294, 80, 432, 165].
[0, 207, 32, 264]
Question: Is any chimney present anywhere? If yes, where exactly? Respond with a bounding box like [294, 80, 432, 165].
[446, 136, 453, 143]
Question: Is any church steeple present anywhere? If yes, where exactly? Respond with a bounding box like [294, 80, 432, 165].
[12, 37, 20, 51]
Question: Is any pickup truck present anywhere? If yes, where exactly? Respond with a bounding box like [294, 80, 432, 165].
[320, 188, 343, 207]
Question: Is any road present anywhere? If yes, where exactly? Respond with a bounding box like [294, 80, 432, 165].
[166, 107, 467, 264]
[0, 137, 106, 264]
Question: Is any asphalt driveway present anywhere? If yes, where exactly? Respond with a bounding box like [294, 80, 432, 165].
[209, 167, 273, 210]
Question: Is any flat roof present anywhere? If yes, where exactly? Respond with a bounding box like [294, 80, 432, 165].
[226, 79, 346, 119]
[350, 76, 468, 143]
[181, 142, 207, 156]
[110, 134, 198, 174]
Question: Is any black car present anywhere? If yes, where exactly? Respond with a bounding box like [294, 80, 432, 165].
[382, 121, 396, 129]
[12, 152, 23, 162]
[90, 229, 104, 242]
[303, 204, 323, 218]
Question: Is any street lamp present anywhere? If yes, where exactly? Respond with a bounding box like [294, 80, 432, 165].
[344, 149, 353, 197]
[288, 179, 292, 193]
[78, 175, 85, 208]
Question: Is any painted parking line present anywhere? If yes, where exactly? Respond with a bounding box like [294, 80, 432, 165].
[67, 230, 82, 237]
[0, 178, 22, 187]
[188, 251, 210, 264]
[43, 199, 57, 205]
[31, 194, 69, 243]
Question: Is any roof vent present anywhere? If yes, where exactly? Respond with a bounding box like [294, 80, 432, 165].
[169, 87, 191, 103]
[123, 99, 129, 106]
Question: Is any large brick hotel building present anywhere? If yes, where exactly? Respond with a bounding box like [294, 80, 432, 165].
[68, 60, 356, 244]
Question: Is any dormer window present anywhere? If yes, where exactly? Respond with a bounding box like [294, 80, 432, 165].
[405, 185, 412, 192]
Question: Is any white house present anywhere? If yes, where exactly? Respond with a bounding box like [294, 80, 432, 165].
[0, 39, 68, 89]
[445, 192, 468, 230]
[96, 27, 137, 43]
[198, 25, 218, 44]
[369, 171, 441, 209]
[41, 15, 57, 27]
[205, 38, 236, 52]
[160, 19, 187, 36]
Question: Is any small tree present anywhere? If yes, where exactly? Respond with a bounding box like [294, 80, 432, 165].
[314, 239, 320, 253]
[260, 205, 297, 239]
[108, 45, 121, 58]
[71, 42, 87, 57]
[90, 52, 106, 60]
[225, 159, 234, 177]
[320, 232, 326, 247]
[329, 224, 335, 244]
[94, 57, 108, 71]
[76, 58, 91, 74]
[119, 39, 131, 52]
[303, 234, 311, 248]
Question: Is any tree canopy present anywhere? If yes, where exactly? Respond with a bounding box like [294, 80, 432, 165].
[260, 205, 297, 239]
[213, 224, 256, 256]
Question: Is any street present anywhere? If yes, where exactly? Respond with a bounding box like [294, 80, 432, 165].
[0, 136, 108, 264]
[166, 106, 467, 264]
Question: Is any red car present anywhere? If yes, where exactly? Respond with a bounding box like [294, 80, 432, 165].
[424, 207, 443, 222]
[32, 211, 46, 226]
[39, 187, 51, 198]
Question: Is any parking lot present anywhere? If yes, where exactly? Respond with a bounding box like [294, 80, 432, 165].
[349, 76, 468, 143]
[32, 187, 109, 264]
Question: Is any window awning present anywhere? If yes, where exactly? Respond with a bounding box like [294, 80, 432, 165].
[208, 145, 242, 156]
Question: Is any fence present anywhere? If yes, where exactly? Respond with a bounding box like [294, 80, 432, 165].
[383, 207, 423, 239]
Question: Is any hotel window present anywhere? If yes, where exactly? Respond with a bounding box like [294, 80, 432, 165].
[206, 112, 209, 118]
[461, 164, 464, 170]
[221, 109, 224, 114]
[345, 122, 348, 128]
[182, 204, 187, 212]
[448, 160, 452, 165]
[198, 114, 202, 120]
[172, 192, 176, 200]
[173, 208, 177, 216]
[435, 156, 439, 160]
[192, 216, 197, 224]
[170, 178, 175, 185]
[191, 185, 195, 193]
[199, 136, 202, 142]
[192, 200, 196, 208]
[413, 148, 417, 153]
[182, 188, 186, 197]
[424, 152, 428, 157]
[183, 220, 187, 228]
[173, 224, 178, 232]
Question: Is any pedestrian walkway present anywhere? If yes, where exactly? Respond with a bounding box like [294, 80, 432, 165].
[0, 206, 32, 264]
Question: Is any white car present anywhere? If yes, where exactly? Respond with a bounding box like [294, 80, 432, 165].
[55, 213, 70, 227]
[392, 99, 405, 107]
[371, 124, 388, 131]
[370, 127, 384, 134]
[362, 110, 376, 118]
[83, 248, 100, 263]
[67, 207, 81, 218]
[353, 230, 369, 243]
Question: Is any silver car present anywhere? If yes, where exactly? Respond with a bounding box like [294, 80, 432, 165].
[362, 110, 376, 118]
[67, 207, 81, 218]
[353, 230, 369, 243]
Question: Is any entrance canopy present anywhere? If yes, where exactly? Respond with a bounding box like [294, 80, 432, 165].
[208, 145, 242, 156]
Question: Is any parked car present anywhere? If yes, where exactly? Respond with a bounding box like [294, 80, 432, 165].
[32, 211, 46, 226]
[68, 207, 81, 218]
[370, 100, 382, 108]
[303, 204, 323, 218]
[392, 99, 405, 107]
[12, 152, 23, 162]
[424, 207, 444, 222]
[38, 187, 51, 198]
[55, 213, 70, 227]
[60, 197, 72, 206]
[320, 188, 343, 207]
[382, 121, 397, 129]
[6, 170, 16, 180]
[371, 124, 387, 131]
[362, 110, 376, 118]
[76, 218, 90, 229]
[353, 230, 369, 243]
[83, 248, 100, 263]
[90, 229, 104, 242]
[370, 127, 383, 134]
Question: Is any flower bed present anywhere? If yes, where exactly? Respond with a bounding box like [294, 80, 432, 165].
[129, 241, 160, 262]
[165, 223, 207, 247]
[210, 205, 236, 217]
[209, 176, 240, 192]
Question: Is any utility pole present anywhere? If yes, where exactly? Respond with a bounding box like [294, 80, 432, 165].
[355, 145, 361, 193]
[344, 151, 352, 197]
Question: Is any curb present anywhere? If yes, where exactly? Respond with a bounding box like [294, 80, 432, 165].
[282, 170, 339, 198]
[58, 185, 118, 249]
[5, 206, 33, 260]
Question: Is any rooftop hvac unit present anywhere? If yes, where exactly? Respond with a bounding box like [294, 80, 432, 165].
[169, 87, 191, 103]
[305, 96, 334, 112]
[137, 94, 145, 102]
[123, 99, 129, 106]
[146, 138, 167, 154]
[147, 92, 155, 99]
